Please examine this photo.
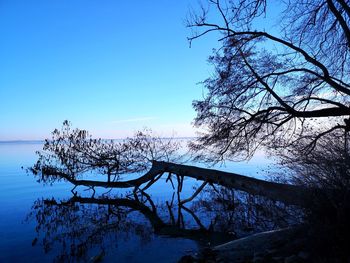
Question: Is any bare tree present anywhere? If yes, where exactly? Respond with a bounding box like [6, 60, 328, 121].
[187, 0, 350, 161]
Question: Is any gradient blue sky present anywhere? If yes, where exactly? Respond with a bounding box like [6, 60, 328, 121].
[0, 0, 220, 140]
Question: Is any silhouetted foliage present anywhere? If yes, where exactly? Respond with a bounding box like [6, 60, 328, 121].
[274, 132, 350, 260]
[187, 0, 350, 161]
[278, 132, 350, 190]
[31, 121, 182, 185]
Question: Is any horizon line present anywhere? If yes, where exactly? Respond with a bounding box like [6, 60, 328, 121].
[0, 136, 197, 143]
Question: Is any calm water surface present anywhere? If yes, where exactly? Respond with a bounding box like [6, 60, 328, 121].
[0, 141, 271, 262]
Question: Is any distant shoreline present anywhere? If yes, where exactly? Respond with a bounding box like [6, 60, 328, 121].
[0, 140, 45, 144]
[0, 137, 195, 144]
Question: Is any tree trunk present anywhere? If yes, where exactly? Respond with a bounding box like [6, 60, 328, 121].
[42, 160, 310, 207]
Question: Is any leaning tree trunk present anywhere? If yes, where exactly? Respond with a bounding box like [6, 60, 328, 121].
[41, 160, 311, 207]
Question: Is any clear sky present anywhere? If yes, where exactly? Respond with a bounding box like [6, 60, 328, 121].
[0, 0, 219, 140]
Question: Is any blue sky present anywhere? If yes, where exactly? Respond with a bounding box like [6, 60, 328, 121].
[0, 0, 219, 140]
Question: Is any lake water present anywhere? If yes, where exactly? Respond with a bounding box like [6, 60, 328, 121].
[0, 141, 273, 262]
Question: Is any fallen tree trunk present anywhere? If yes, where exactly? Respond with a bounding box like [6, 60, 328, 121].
[156, 161, 309, 207]
[41, 160, 310, 207]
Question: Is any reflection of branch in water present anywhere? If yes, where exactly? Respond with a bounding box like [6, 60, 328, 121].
[180, 181, 207, 205]
[181, 205, 206, 230]
[191, 186, 303, 237]
[29, 192, 237, 262]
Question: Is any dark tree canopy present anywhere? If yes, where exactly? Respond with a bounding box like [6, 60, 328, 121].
[188, 0, 350, 161]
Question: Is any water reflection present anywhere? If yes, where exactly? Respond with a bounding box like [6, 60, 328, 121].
[28, 186, 299, 262]
[0, 142, 292, 262]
